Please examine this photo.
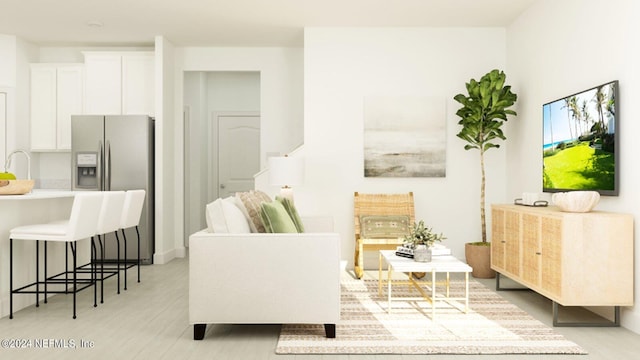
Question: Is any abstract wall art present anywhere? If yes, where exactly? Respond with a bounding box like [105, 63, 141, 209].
[364, 96, 446, 177]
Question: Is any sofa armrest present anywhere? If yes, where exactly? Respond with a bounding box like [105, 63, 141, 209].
[188, 231, 341, 325]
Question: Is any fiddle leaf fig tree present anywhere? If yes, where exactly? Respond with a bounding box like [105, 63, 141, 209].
[454, 69, 517, 243]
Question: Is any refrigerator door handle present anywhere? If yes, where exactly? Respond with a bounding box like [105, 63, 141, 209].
[98, 140, 104, 190]
[106, 140, 111, 191]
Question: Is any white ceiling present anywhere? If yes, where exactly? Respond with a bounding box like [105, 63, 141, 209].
[1, 0, 536, 47]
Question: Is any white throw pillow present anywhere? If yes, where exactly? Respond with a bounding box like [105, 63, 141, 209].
[205, 197, 251, 233]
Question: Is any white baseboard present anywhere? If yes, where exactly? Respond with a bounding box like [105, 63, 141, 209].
[621, 307, 640, 335]
[153, 248, 176, 264]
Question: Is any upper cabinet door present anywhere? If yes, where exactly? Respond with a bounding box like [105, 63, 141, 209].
[83, 51, 154, 117]
[84, 53, 122, 115]
[122, 53, 154, 116]
[55, 65, 84, 150]
[30, 65, 57, 151]
[30, 64, 84, 152]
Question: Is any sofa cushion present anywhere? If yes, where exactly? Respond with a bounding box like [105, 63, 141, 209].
[235, 190, 272, 233]
[206, 197, 251, 233]
[359, 215, 410, 238]
[276, 196, 305, 233]
[260, 200, 298, 233]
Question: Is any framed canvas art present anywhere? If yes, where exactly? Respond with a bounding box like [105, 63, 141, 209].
[364, 96, 446, 177]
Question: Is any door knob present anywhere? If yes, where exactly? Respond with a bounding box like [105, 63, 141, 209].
[220, 184, 226, 189]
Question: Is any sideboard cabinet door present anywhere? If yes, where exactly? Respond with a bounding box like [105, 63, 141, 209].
[491, 204, 632, 306]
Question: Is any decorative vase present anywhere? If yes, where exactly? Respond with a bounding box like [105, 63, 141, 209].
[413, 245, 432, 262]
[551, 191, 600, 212]
[465, 243, 496, 278]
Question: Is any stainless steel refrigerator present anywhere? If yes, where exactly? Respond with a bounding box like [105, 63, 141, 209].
[71, 115, 154, 264]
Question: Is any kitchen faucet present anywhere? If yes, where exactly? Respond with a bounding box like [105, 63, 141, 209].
[4, 149, 32, 180]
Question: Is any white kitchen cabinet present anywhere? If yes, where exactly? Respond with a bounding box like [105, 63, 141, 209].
[122, 53, 155, 115]
[30, 64, 84, 151]
[83, 51, 154, 116]
[83, 53, 121, 115]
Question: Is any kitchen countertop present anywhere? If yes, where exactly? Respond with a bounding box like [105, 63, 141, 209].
[0, 189, 76, 200]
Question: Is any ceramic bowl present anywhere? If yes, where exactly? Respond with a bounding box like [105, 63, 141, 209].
[551, 191, 600, 212]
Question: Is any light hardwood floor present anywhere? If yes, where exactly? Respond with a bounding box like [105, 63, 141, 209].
[1, 257, 640, 360]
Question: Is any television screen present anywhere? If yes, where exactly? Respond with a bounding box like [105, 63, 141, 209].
[542, 80, 618, 196]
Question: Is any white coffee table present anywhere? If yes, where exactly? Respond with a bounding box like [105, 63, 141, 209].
[378, 250, 473, 318]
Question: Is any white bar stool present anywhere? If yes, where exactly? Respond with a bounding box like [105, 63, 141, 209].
[9, 192, 104, 319]
[93, 191, 126, 302]
[120, 189, 146, 288]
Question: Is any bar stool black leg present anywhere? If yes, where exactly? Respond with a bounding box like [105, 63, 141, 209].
[91, 237, 97, 307]
[115, 232, 121, 294]
[136, 226, 141, 282]
[44, 242, 48, 304]
[36, 240, 39, 308]
[71, 242, 77, 319]
[122, 230, 128, 290]
[65, 243, 69, 294]
[99, 235, 105, 304]
[10, 238, 13, 319]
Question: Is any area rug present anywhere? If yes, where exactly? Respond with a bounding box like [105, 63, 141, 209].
[276, 276, 587, 355]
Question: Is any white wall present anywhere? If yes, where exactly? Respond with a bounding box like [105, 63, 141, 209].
[0, 35, 17, 87]
[0, 36, 37, 179]
[183, 71, 260, 238]
[174, 47, 303, 166]
[174, 46, 303, 246]
[154, 36, 182, 264]
[0, 34, 12, 165]
[183, 72, 207, 240]
[302, 27, 508, 268]
[507, 0, 640, 332]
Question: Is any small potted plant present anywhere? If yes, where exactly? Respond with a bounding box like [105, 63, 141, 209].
[403, 220, 446, 262]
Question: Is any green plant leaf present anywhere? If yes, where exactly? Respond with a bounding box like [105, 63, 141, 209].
[453, 69, 518, 243]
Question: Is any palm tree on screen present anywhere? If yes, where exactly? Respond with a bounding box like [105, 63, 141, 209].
[561, 99, 574, 141]
[568, 96, 581, 136]
[593, 86, 607, 134]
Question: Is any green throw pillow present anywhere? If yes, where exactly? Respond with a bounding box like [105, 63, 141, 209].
[360, 215, 410, 238]
[260, 200, 298, 233]
[276, 196, 305, 233]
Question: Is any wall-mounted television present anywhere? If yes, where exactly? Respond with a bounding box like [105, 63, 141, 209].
[542, 80, 618, 196]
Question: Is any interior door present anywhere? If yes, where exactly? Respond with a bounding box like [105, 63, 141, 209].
[217, 114, 260, 198]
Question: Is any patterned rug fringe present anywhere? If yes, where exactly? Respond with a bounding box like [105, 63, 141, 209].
[276, 276, 587, 355]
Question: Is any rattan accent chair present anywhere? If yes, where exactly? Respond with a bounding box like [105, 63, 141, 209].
[353, 192, 415, 279]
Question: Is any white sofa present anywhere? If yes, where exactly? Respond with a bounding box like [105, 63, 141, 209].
[188, 217, 341, 340]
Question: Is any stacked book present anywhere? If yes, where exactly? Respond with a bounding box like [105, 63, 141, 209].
[395, 244, 452, 258]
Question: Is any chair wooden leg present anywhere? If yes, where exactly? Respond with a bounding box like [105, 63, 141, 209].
[354, 239, 364, 279]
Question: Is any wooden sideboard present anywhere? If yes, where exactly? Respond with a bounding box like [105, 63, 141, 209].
[491, 204, 634, 325]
